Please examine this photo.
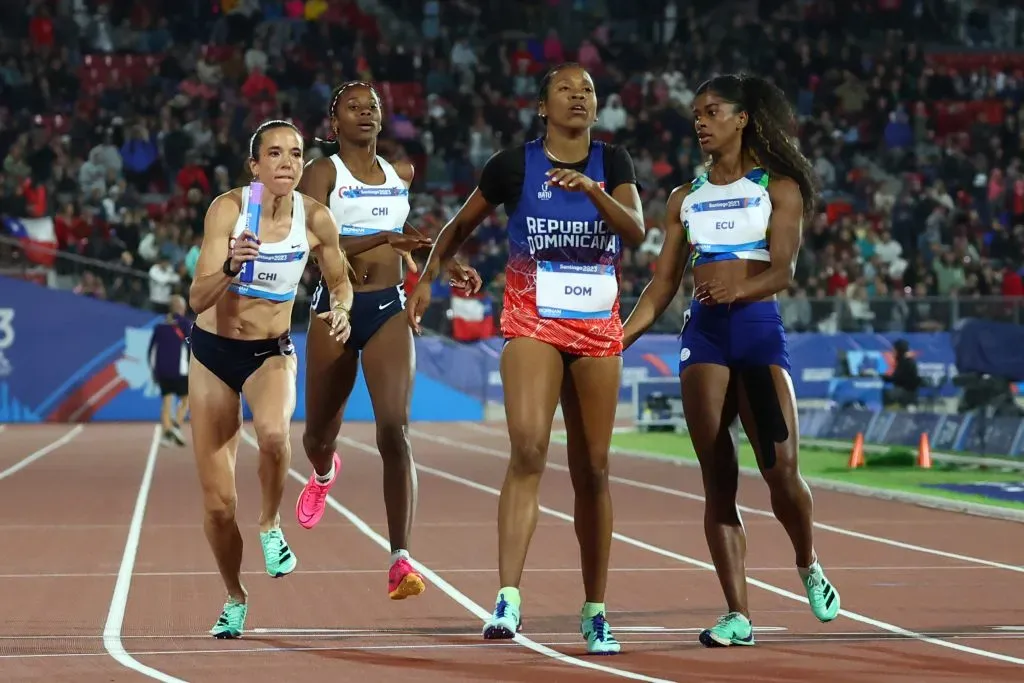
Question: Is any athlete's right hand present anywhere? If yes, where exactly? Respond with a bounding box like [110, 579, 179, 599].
[386, 233, 433, 273]
[228, 229, 261, 272]
[406, 281, 432, 335]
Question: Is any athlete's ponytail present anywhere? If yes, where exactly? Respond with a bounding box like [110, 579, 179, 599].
[696, 74, 817, 220]
[314, 80, 382, 155]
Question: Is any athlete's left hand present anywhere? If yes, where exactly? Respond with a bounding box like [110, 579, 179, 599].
[318, 303, 352, 344]
[693, 279, 741, 306]
[546, 168, 598, 193]
[446, 260, 482, 294]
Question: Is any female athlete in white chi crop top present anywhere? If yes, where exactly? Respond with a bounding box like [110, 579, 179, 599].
[186, 119, 354, 640]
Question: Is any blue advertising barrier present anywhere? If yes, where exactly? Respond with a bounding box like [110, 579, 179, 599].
[628, 376, 1024, 458]
[467, 329, 972, 405]
[1, 276, 1019, 424]
[0, 277, 486, 423]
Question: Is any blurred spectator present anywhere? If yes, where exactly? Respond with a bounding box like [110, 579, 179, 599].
[0, 0, 1022, 338]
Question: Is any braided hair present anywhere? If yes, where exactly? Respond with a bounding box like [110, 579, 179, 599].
[314, 81, 382, 155]
[695, 74, 818, 220]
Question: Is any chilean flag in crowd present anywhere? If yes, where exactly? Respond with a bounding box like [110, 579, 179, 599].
[3, 216, 57, 267]
[450, 289, 495, 342]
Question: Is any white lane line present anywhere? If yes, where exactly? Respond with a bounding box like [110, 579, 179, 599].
[103, 424, 187, 683]
[0, 424, 83, 480]
[0, 564, 1001, 580]
[239, 430, 672, 683]
[419, 426, 1024, 575]
[375, 433, 1024, 667]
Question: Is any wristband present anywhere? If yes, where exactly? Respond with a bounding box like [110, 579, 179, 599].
[223, 257, 241, 277]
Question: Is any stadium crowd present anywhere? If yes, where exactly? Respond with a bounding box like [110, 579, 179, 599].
[1, 0, 1023, 336]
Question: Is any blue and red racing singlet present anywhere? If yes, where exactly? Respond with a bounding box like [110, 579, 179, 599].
[501, 139, 624, 356]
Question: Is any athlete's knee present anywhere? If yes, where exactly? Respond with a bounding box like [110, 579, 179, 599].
[253, 420, 290, 460]
[760, 446, 803, 491]
[508, 436, 548, 477]
[569, 450, 610, 495]
[505, 430, 548, 479]
[375, 420, 410, 460]
[203, 487, 237, 524]
[701, 459, 740, 519]
[302, 427, 336, 458]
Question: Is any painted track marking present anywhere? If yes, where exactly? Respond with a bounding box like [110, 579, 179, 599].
[102, 425, 186, 683]
[358, 433, 1024, 667]
[426, 425, 1024, 574]
[241, 430, 673, 683]
[0, 424, 83, 481]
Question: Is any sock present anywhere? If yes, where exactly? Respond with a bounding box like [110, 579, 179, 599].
[497, 586, 521, 609]
[798, 559, 820, 580]
[390, 549, 409, 567]
[582, 602, 606, 619]
[314, 462, 335, 485]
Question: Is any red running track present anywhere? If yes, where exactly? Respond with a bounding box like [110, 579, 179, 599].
[1, 420, 1023, 682]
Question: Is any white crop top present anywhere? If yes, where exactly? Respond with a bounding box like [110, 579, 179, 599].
[327, 154, 411, 237]
[227, 186, 309, 303]
[681, 167, 773, 267]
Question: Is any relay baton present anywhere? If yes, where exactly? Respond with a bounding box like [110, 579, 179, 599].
[239, 181, 264, 283]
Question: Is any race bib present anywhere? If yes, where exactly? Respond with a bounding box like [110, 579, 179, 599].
[535, 261, 618, 319]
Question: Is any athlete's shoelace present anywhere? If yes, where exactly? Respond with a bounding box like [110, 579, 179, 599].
[263, 530, 288, 556]
[306, 482, 330, 506]
[806, 571, 826, 600]
[494, 598, 508, 618]
[589, 614, 614, 642]
[715, 612, 742, 628]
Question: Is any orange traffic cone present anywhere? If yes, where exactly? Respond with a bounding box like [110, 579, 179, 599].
[917, 432, 932, 469]
[848, 432, 865, 469]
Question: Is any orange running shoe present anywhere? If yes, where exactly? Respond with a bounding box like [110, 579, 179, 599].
[388, 556, 426, 600]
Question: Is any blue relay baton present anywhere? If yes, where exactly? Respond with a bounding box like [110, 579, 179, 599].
[239, 181, 264, 283]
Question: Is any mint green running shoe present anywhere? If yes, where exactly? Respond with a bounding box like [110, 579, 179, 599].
[581, 610, 621, 655]
[482, 590, 521, 640]
[210, 598, 247, 639]
[802, 563, 840, 622]
[260, 528, 297, 578]
[699, 612, 755, 647]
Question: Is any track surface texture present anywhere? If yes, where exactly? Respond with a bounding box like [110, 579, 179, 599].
[2, 420, 1023, 682]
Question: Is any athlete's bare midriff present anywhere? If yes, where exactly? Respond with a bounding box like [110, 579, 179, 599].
[347, 243, 402, 292]
[196, 291, 295, 340]
[692, 259, 775, 303]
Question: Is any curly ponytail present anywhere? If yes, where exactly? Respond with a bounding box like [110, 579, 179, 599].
[696, 73, 818, 220]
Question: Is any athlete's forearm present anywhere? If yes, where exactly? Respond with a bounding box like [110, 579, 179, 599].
[736, 262, 795, 301]
[422, 219, 475, 283]
[585, 185, 645, 248]
[328, 276, 354, 311]
[188, 270, 235, 314]
[339, 233, 390, 256]
[320, 247, 355, 311]
[622, 280, 674, 349]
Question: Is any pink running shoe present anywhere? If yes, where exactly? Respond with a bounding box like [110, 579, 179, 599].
[388, 558, 426, 600]
[295, 452, 341, 529]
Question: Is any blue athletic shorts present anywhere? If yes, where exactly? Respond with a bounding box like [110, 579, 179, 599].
[678, 300, 790, 374]
[312, 278, 406, 351]
[188, 324, 295, 394]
